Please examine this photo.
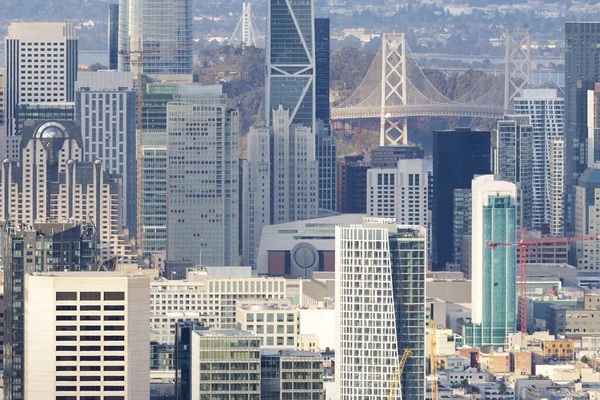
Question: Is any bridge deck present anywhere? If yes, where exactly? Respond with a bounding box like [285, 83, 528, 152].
[331, 104, 506, 120]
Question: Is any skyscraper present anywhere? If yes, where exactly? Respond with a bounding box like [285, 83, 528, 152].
[4, 22, 78, 160]
[118, 0, 193, 75]
[433, 128, 491, 270]
[3, 222, 96, 400]
[565, 22, 600, 231]
[108, 3, 119, 70]
[166, 85, 239, 266]
[266, 0, 315, 130]
[463, 175, 517, 348]
[495, 115, 533, 227]
[575, 166, 600, 271]
[75, 71, 137, 234]
[336, 219, 425, 400]
[336, 155, 369, 214]
[514, 89, 565, 230]
[549, 139, 566, 237]
[23, 271, 150, 399]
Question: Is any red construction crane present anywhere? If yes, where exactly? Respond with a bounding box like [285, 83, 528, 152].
[333, 120, 422, 155]
[487, 228, 600, 336]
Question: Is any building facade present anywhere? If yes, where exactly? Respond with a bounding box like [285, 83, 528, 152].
[465, 175, 517, 348]
[118, 0, 193, 75]
[514, 89, 565, 231]
[336, 220, 426, 400]
[575, 166, 600, 271]
[549, 139, 566, 237]
[75, 71, 137, 234]
[260, 349, 324, 399]
[433, 128, 491, 270]
[23, 272, 150, 399]
[4, 22, 78, 160]
[109, 3, 119, 70]
[336, 155, 369, 214]
[166, 85, 239, 266]
[235, 300, 298, 348]
[3, 222, 96, 400]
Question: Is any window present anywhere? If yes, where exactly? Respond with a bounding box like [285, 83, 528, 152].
[56, 376, 77, 381]
[104, 386, 125, 392]
[56, 355, 77, 362]
[80, 366, 101, 371]
[80, 346, 101, 351]
[104, 305, 124, 311]
[104, 366, 125, 371]
[104, 346, 125, 351]
[56, 316, 77, 321]
[104, 326, 124, 331]
[81, 305, 101, 311]
[56, 366, 77, 371]
[105, 336, 125, 341]
[80, 336, 101, 341]
[80, 376, 101, 381]
[56, 305, 77, 311]
[56, 336, 77, 341]
[104, 292, 125, 301]
[104, 376, 125, 381]
[56, 292, 77, 301]
[80, 356, 101, 362]
[104, 315, 124, 321]
[79, 387, 101, 392]
[56, 386, 77, 392]
[80, 326, 101, 331]
[104, 356, 125, 361]
[56, 346, 77, 351]
[80, 292, 101, 301]
[56, 326, 77, 331]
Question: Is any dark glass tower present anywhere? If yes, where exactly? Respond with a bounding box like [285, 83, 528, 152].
[565, 23, 600, 231]
[108, 3, 119, 70]
[315, 18, 330, 126]
[433, 128, 491, 270]
[3, 222, 96, 400]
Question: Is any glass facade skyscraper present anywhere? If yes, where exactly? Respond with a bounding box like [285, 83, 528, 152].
[266, 0, 315, 130]
[108, 3, 119, 70]
[118, 0, 192, 75]
[464, 175, 517, 348]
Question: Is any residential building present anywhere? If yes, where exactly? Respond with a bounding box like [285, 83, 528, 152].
[547, 292, 600, 338]
[150, 269, 286, 344]
[261, 349, 324, 399]
[75, 70, 137, 233]
[118, 0, 193, 76]
[235, 299, 298, 348]
[452, 188, 471, 266]
[242, 127, 271, 268]
[190, 330, 261, 399]
[166, 85, 239, 266]
[23, 271, 150, 399]
[565, 23, 600, 231]
[266, 0, 315, 131]
[549, 139, 566, 236]
[109, 3, 119, 70]
[495, 114, 533, 227]
[541, 340, 575, 361]
[336, 154, 369, 214]
[463, 175, 517, 348]
[4, 22, 78, 160]
[3, 222, 96, 400]
[0, 120, 135, 261]
[433, 128, 491, 270]
[336, 219, 426, 400]
[367, 156, 430, 227]
[575, 166, 600, 270]
[271, 105, 318, 225]
[514, 89, 565, 231]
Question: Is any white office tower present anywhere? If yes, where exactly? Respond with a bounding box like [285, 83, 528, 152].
[575, 165, 600, 271]
[23, 271, 150, 399]
[242, 127, 271, 267]
[335, 219, 426, 400]
[166, 85, 239, 266]
[271, 105, 318, 224]
[4, 22, 78, 160]
[75, 71, 137, 233]
[367, 158, 430, 227]
[549, 139, 566, 237]
[514, 89, 564, 230]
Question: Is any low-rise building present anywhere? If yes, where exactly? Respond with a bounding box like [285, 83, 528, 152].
[235, 299, 299, 348]
[261, 349, 324, 399]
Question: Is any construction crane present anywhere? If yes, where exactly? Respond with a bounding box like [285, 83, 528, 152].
[333, 120, 422, 155]
[388, 348, 413, 400]
[430, 320, 438, 400]
[487, 227, 600, 335]
[118, 42, 191, 259]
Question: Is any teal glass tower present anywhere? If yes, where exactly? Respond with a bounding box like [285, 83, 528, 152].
[464, 175, 517, 349]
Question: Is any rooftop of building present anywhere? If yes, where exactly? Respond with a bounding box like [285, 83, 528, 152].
[194, 329, 256, 337]
[237, 299, 294, 311]
[260, 348, 323, 359]
[27, 271, 147, 279]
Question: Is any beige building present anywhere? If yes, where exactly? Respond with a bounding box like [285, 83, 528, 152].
[236, 299, 299, 348]
[23, 271, 150, 399]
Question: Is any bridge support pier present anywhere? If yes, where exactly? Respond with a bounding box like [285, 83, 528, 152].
[380, 33, 408, 146]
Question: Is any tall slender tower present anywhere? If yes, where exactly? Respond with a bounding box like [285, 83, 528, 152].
[108, 3, 120, 69]
[4, 22, 78, 161]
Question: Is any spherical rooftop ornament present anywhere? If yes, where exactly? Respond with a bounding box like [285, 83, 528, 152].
[35, 122, 68, 139]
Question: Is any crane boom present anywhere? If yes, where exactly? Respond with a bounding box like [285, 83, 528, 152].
[388, 349, 413, 400]
[430, 320, 438, 400]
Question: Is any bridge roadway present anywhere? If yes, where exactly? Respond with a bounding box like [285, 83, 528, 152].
[331, 104, 506, 120]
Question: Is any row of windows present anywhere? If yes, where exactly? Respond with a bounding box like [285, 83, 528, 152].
[56, 292, 125, 301]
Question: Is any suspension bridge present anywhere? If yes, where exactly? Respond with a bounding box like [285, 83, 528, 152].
[331, 29, 534, 146]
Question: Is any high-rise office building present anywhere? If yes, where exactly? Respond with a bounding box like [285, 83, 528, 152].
[575, 166, 600, 271]
[242, 127, 271, 267]
[4, 22, 78, 161]
[336, 220, 426, 400]
[452, 188, 472, 266]
[0, 120, 135, 261]
[495, 115, 533, 227]
[174, 322, 207, 400]
[109, 3, 119, 70]
[433, 128, 491, 270]
[118, 0, 193, 75]
[314, 18, 336, 212]
[76, 71, 137, 234]
[514, 89, 565, 230]
[463, 175, 517, 347]
[336, 155, 369, 214]
[260, 349, 324, 399]
[565, 22, 600, 231]
[3, 222, 96, 400]
[266, 0, 315, 130]
[271, 106, 319, 225]
[14, 103, 75, 140]
[23, 271, 150, 399]
[166, 85, 239, 266]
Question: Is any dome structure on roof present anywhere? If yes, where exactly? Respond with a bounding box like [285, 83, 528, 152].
[34, 122, 68, 139]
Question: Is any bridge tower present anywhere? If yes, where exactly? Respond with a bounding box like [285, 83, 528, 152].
[229, 3, 263, 48]
[504, 28, 532, 111]
[380, 33, 408, 146]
